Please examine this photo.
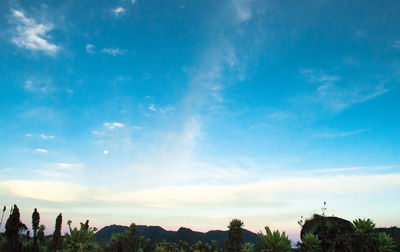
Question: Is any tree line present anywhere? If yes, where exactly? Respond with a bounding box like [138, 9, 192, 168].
[0, 204, 397, 251]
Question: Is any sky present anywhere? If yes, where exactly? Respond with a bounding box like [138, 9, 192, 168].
[0, 0, 400, 241]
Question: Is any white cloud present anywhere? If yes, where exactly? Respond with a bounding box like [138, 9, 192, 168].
[10, 10, 58, 53]
[35, 149, 48, 153]
[314, 129, 365, 138]
[25, 133, 33, 137]
[55, 163, 84, 170]
[2, 173, 400, 207]
[234, 0, 252, 22]
[103, 150, 109, 155]
[24, 79, 50, 93]
[132, 126, 142, 130]
[148, 104, 157, 111]
[101, 47, 128, 56]
[104, 122, 124, 129]
[311, 167, 364, 173]
[113, 6, 126, 16]
[86, 43, 95, 54]
[40, 134, 54, 140]
[300, 69, 341, 83]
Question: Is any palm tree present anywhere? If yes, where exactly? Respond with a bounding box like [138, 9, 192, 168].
[5, 204, 22, 252]
[226, 219, 244, 252]
[300, 232, 321, 252]
[258, 226, 291, 252]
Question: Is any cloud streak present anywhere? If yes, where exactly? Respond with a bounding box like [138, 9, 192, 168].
[10, 10, 58, 53]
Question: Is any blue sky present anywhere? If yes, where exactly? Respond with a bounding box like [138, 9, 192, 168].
[1, 0, 400, 239]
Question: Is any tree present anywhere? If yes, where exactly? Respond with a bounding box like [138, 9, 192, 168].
[376, 232, 395, 252]
[32, 208, 40, 251]
[4, 204, 22, 252]
[226, 219, 244, 252]
[300, 232, 321, 252]
[51, 213, 63, 251]
[0, 205, 6, 228]
[64, 219, 101, 251]
[37, 224, 46, 246]
[257, 226, 291, 252]
[352, 218, 377, 252]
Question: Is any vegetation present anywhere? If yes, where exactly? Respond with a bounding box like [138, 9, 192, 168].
[299, 232, 321, 252]
[226, 219, 244, 252]
[257, 226, 291, 252]
[0, 204, 399, 252]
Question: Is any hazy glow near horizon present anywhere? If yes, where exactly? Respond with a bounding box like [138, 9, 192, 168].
[1, 0, 400, 241]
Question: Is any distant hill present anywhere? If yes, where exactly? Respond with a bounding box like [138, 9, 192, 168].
[94, 224, 260, 247]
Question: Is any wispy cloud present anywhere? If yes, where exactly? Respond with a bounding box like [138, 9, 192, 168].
[24, 79, 51, 93]
[300, 69, 341, 83]
[86, 43, 95, 54]
[40, 134, 54, 140]
[10, 9, 58, 53]
[112, 7, 126, 16]
[316, 84, 389, 112]
[234, 0, 253, 22]
[101, 47, 127, 56]
[35, 149, 48, 153]
[314, 129, 366, 138]
[55, 163, 84, 170]
[104, 122, 124, 129]
[311, 167, 364, 173]
[393, 40, 400, 50]
[299, 69, 389, 113]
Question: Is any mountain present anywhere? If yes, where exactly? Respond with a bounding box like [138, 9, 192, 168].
[94, 225, 260, 247]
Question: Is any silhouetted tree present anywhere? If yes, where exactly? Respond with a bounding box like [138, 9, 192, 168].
[0, 205, 6, 228]
[226, 219, 244, 252]
[37, 224, 46, 246]
[32, 208, 40, 251]
[4, 204, 22, 252]
[51, 213, 63, 251]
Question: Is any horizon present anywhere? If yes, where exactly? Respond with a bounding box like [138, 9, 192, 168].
[1, 0, 400, 242]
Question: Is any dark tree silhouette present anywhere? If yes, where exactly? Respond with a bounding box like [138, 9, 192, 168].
[0, 205, 6, 228]
[51, 213, 63, 251]
[37, 224, 46, 246]
[32, 208, 40, 251]
[4, 204, 22, 252]
[226, 219, 244, 252]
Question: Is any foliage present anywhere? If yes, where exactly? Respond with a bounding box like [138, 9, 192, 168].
[4, 204, 22, 252]
[37, 224, 46, 246]
[32, 208, 40, 252]
[51, 213, 63, 251]
[257, 226, 291, 252]
[226, 219, 244, 252]
[241, 242, 254, 252]
[376, 232, 395, 252]
[352, 218, 378, 252]
[300, 232, 321, 252]
[301, 214, 354, 252]
[104, 222, 138, 252]
[64, 219, 101, 252]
